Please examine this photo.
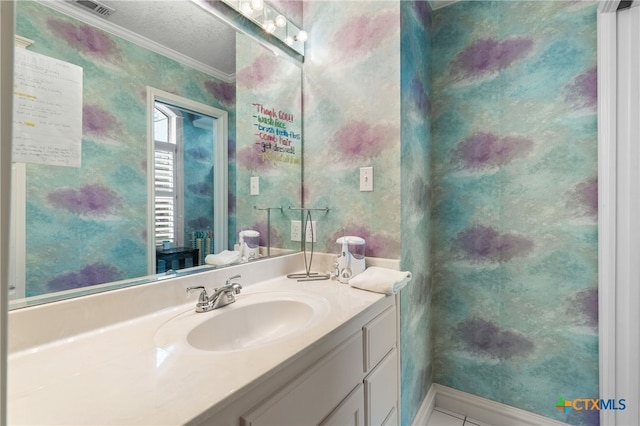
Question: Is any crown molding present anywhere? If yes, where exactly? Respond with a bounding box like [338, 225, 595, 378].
[429, 0, 460, 11]
[15, 35, 34, 49]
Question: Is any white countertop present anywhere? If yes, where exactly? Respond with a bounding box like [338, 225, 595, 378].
[8, 272, 387, 425]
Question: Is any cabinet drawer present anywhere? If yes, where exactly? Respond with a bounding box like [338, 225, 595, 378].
[362, 306, 396, 372]
[241, 332, 363, 426]
[364, 349, 398, 426]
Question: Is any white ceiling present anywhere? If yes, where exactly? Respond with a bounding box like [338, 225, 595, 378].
[49, 0, 237, 80]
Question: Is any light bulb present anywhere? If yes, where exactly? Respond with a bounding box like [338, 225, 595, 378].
[285, 36, 294, 45]
[250, 0, 263, 11]
[240, 2, 252, 15]
[296, 30, 308, 42]
[274, 15, 287, 28]
[263, 20, 276, 33]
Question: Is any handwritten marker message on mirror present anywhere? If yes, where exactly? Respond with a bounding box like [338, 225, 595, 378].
[13, 49, 83, 167]
[253, 103, 301, 165]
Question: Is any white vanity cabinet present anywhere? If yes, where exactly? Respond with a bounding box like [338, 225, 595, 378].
[363, 306, 398, 426]
[8, 255, 404, 426]
[238, 298, 399, 426]
[321, 384, 365, 426]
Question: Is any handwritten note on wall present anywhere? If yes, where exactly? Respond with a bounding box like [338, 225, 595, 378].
[13, 49, 83, 167]
[252, 103, 301, 165]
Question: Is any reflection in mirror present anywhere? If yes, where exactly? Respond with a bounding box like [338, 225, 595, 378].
[234, 31, 302, 256]
[9, 0, 302, 309]
[147, 88, 228, 274]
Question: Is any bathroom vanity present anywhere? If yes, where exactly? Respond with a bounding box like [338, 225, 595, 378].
[7, 254, 400, 425]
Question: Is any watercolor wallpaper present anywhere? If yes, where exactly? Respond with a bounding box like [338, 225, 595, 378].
[400, 1, 433, 424]
[430, 2, 598, 425]
[235, 34, 302, 251]
[15, 1, 236, 297]
[181, 114, 215, 244]
[303, 2, 432, 425]
[303, 1, 402, 259]
[304, 1, 598, 425]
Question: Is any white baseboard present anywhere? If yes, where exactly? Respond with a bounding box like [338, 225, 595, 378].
[413, 384, 569, 426]
[412, 383, 437, 425]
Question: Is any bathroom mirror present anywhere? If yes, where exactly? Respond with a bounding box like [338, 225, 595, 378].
[8, 0, 303, 308]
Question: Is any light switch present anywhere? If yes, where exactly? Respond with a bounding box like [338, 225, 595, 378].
[250, 176, 259, 195]
[360, 167, 373, 192]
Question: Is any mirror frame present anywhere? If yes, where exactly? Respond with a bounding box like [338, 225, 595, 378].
[146, 87, 228, 275]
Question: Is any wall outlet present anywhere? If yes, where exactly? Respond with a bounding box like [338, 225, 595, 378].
[250, 176, 259, 195]
[305, 221, 317, 243]
[291, 220, 302, 242]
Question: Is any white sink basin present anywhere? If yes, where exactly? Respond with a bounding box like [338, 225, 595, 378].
[155, 292, 330, 352]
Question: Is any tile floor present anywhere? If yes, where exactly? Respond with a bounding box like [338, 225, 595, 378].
[426, 407, 492, 426]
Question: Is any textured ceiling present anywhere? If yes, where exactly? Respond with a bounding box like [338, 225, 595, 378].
[79, 0, 237, 77]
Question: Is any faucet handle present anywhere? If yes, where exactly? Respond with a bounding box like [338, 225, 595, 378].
[186, 286, 209, 303]
[225, 274, 241, 286]
[187, 286, 213, 312]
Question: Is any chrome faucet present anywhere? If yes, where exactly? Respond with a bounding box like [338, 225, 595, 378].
[186, 274, 242, 312]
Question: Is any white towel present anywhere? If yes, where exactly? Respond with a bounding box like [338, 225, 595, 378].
[205, 250, 240, 266]
[348, 266, 412, 295]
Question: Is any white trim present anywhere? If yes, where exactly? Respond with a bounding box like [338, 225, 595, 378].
[0, 2, 15, 422]
[613, 6, 640, 425]
[395, 293, 403, 426]
[146, 87, 228, 275]
[8, 35, 29, 301]
[599, 4, 640, 425]
[411, 384, 436, 426]
[8, 163, 25, 301]
[428, 1, 460, 11]
[599, 0, 621, 14]
[37, 0, 235, 83]
[153, 104, 185, 248]
[414, 384, 570, 426]
[14, 35, 33, 49]
[597, 5, 618, 426]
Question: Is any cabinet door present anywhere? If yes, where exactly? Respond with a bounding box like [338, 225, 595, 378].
[381, 407, 398, 426]
[364, 349, 398, 426]
[363, 306, 396, 373]
[241, 332, 363, 426]
[320, 384, 365, 426]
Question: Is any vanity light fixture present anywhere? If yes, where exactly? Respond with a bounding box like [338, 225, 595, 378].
[240, 0, 263, 17]
[240, 2, 253, 15]
[263, 20, 276, 34]
[274, 14, 287, 28]
[219, 0, 306, 55]
[285, 29, 307, 45]
[296, 30, 308, 42]
[249, 0, 264, 11]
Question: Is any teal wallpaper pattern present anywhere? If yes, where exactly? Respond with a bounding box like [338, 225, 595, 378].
[303, 3, 433, 425]
[304, 1, 598, 425]
[400, 1, 433, 424]
[303, 1, 402, 259]
[181, 113, 215, 246]
[16, 2, 236, 297]
[235, 34, 302, 251]
[431, 2, 598, 425]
